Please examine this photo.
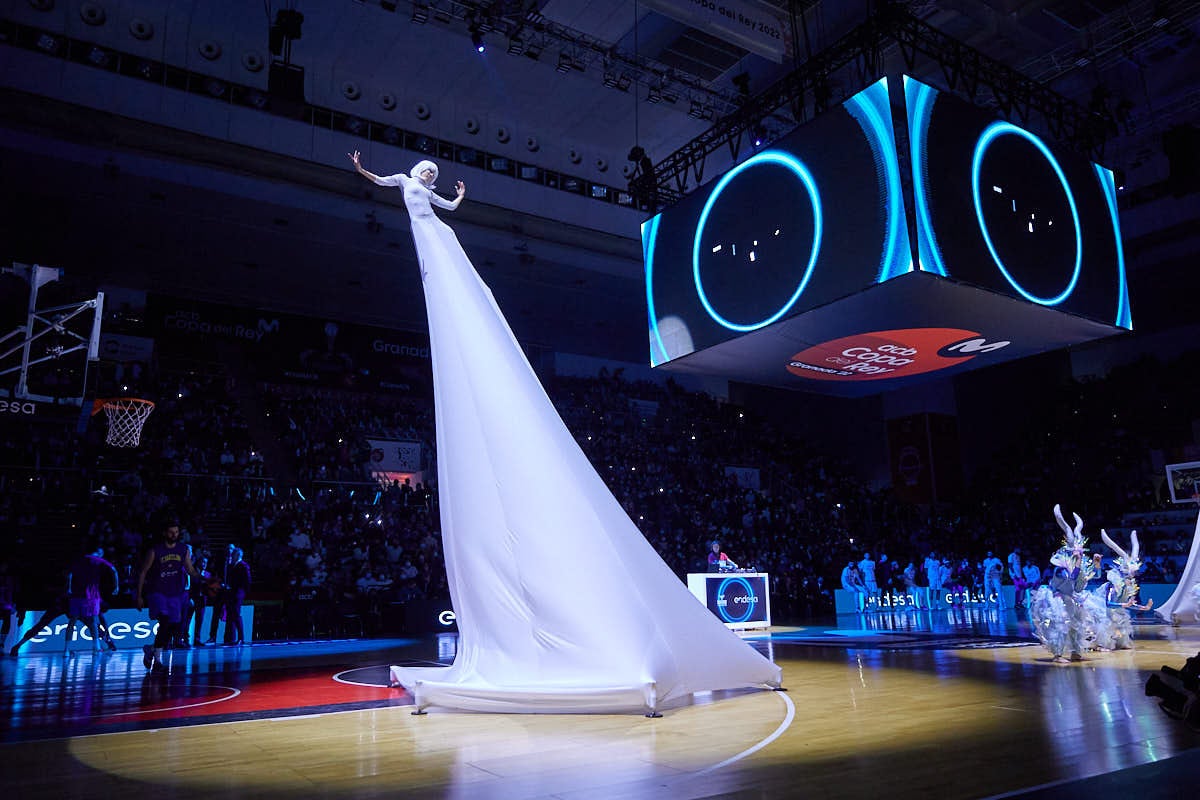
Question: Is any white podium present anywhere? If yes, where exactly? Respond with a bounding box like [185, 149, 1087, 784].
[687, 572, 771, 630]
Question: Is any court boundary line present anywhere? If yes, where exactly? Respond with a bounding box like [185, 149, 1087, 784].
[103, 685, 242, 716]
[696, 688, 795, 775]
[332, 666, 399, 688]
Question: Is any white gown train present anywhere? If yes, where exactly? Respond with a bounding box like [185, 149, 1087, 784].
[384, 172, 781, 713]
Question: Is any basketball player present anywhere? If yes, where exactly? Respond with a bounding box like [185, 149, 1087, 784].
[136, 516, 202, 671]
[64, 541, 119, 653]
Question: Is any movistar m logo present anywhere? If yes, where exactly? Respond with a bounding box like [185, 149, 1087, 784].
[938, 337, 1011, 357]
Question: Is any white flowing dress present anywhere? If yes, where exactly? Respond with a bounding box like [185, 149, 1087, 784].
[381, 172, 782, 713]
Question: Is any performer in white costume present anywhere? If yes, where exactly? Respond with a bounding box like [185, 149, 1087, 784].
[1152, 509, 1200, 624]
[1030, 505, 1096, 661]
[349, 152, 782, 714]
[1097, 528, 1152, 649]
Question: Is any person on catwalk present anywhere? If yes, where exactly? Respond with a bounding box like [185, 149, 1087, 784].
[349, 152, 780, 713]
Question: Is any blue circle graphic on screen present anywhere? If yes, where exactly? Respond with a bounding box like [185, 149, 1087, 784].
[716, 576, 757, 623]
[692, 151, 822, 332]
[971, 122, 1082, 306]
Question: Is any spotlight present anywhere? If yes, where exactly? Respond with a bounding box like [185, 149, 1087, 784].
[646, 88, 662, 104]
[752, 124, 767, 147]
[507, 37, 524, 56]
[616, 73, 632, 92]
[411, 3, 429, 23]
[471, 28, 485, 53]
[603, 70, 618, 89]
[1146, 651, 1200, 731]
[1114, 168, 1126, 191]
[524, 43, 541, 61]
[688, 100, 704, 119]
[556, 52, 572, 73]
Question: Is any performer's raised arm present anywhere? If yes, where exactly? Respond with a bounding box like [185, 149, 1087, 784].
[348, 150, 394, 186]
[430, 181, 467, 211]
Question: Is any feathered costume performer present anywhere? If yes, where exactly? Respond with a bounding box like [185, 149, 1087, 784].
[1097, 528, 1152, 649]
[1030, 505, 1098, 661]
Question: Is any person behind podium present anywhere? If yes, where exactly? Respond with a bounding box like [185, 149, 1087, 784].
[707, 541, 739, 573]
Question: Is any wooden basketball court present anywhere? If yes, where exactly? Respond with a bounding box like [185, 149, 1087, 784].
[2, 610, 1198, 799]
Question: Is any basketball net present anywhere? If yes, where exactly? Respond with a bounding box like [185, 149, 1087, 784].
[93, 397, 155, 447]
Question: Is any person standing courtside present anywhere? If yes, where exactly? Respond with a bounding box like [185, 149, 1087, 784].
[858, 553, 878, 612]
[184, 554, 219, 647]
[137, 516, 201, 671]
[219, 547, 251, 645]
[875, 554, 893, 608]
[983, 551, 1006, 610]
[924, 551, 942, 610]
[1007, 548, 1026, 608]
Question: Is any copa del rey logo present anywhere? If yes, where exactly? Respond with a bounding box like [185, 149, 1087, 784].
[787, 328, 1011, 382]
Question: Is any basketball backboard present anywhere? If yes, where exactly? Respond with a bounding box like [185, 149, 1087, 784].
[1166, 461, 1200, 505]
[0, 263, 103, 407]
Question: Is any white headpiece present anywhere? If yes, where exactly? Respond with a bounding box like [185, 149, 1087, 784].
[410, 160, 438, 186]
[1100, 527, 1141, 585]
[1050, 504, 1087, 568]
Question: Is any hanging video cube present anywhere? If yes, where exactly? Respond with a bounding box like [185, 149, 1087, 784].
[905, 76, 1131, 330]
[643, 76, 1131, 397]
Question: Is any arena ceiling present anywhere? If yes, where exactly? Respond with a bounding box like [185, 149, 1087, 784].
[1, 0, 1198, 367]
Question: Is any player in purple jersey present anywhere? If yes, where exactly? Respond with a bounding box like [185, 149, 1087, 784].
[64, 542, 119, 653]
[0, 556, 17, 650]
[136, 517, 201, 671]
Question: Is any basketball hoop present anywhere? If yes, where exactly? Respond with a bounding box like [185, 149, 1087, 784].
[92, 397, 155, 447]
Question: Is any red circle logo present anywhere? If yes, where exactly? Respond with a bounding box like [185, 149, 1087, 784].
[787, 328, 1008, 382]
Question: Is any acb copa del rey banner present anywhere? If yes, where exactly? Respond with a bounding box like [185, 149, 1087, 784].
[146, 294, 432, 395]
